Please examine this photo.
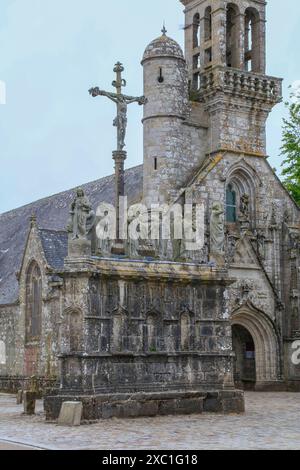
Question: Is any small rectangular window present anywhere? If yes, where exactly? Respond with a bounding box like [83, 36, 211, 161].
[193, 53, 200, 70]
[154, 157, 158, 170]
[205, 47, 212, 65]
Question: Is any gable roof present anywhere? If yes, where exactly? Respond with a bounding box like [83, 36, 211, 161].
[0, 165, 143, 305]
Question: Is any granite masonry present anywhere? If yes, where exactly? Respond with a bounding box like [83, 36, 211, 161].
[0, 0, 299, 422]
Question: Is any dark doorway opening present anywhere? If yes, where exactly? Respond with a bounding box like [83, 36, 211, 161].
[232, 324, 256, 390]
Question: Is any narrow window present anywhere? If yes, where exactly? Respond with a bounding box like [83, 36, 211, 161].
[158, 67, 164, 83]
[245, 8, 260, 72]
[25, 262, 42, 342]
[226, 184, 237, 222]
[193, 72, 200, 90]
[226, 4, 240, 68]
[204, 6, 212, 41]
[154, 157, 158, 170]
[193, 13, 200, 48]
[205, 47, 212, 65]
[193, 53, 200, 70]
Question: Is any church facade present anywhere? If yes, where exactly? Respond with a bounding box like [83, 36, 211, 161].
[0, 0, 299, 420]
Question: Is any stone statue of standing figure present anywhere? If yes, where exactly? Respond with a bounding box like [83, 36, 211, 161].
[240, 194, 250, 219]
[210, 202, 225, 256]
[67, 188, 95, 240]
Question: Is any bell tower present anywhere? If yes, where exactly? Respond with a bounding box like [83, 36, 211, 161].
[180, 0, 282, 157]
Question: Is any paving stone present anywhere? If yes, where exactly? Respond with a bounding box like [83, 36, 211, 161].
[0, 393, 299, 450]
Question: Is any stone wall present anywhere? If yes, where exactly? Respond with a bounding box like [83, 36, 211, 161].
[0, 304, 19, 377]
[45, 258, 246, 419]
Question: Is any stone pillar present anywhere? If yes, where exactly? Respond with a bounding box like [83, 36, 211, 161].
[237, 13, 245, 70]
[23, 391, 36, 415]
[112, 150, 127, 254]
[258, 18, 266, 74]
[211, 1, 226, 67]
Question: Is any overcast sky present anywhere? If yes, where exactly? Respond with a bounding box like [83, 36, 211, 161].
[0, 0, 299, 214]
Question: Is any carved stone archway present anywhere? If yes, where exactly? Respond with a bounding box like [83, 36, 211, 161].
[231, 302, 280, 387]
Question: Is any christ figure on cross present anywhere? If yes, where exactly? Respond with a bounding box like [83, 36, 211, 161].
[89, 63, 146, 151]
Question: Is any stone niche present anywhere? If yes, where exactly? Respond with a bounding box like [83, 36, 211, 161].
[44, 258, 244, 421]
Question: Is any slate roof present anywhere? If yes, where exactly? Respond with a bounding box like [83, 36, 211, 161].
[0, 165, 143, 305]
[39, 229, 69, 271]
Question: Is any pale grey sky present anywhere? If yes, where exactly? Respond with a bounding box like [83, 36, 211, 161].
[0, 0, 299, 214]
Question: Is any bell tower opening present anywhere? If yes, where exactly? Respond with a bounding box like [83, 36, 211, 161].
[244, 7, 261, 72]
[180, 0, 281, 156]
[181, 0, 267, 88]
[226, 4, 240, 69]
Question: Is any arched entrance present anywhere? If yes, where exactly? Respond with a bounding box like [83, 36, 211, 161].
[231, 303, 280, 390]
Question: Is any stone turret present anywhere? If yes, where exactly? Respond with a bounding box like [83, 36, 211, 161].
[142, 29, 189, 207]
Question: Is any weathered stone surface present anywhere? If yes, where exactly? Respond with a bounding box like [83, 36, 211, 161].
[45, 390, 244, 421]
[68, 239, 91, 258]
[0, 0, 299, 418]
[23, 391, 36, 415]
[2, 393, 300, 450]
[16, 390, 23, 405]
[57, 402, 83, 426]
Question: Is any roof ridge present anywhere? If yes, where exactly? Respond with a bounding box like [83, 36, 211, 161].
[39, 228, 68, 234]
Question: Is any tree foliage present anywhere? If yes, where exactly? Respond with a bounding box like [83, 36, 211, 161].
[281, 87, 300, 206]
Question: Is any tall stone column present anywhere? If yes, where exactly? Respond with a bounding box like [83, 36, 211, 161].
[237, 12, 245, 70]
[112, 150, 127, 254]
[211, 1, 226, 67]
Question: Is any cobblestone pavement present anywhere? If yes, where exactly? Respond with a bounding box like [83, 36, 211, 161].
[0, 392, 299, 450]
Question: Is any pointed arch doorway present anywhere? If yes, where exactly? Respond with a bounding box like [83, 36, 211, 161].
[231, 303, 280, 391]
[232, 324, 256, 390]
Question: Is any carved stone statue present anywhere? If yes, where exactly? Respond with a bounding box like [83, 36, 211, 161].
[89, 63, 146, 151]
[67, 188, 95, 240]
[240, 194, 250, 219]
[127, 208, 150, 258]
[255, 231, 266, 259]
[96, 203, 114, 256]
[210, 202, 225, 254]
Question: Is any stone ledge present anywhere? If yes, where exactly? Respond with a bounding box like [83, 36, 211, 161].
[44, 389, 245, 422]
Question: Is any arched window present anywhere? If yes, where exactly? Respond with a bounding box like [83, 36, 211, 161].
[204, 6, 212, 41]
[193, 13, 200, 48]
[25, 262, 42, 342]
[245, 8, 260, 72]
[226, 184, 237, 222]
[226, 4, 240, 68]
[225, 163, 258, 226]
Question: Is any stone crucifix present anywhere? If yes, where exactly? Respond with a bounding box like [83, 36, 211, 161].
[89, 62, 146, 151]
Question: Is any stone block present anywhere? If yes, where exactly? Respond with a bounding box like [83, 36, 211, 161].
[16, 389, 23, 405]
[68, 239, 91, 258]
[23, 391, 36, 415]
[58, 401, 83, 426]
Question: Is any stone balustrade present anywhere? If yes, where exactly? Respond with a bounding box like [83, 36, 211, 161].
[198, 66, 283, 103]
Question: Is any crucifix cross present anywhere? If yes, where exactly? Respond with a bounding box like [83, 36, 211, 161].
[89, 62, 146, 151]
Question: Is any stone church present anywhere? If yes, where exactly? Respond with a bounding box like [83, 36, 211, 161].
[0, 0, 299, 420]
